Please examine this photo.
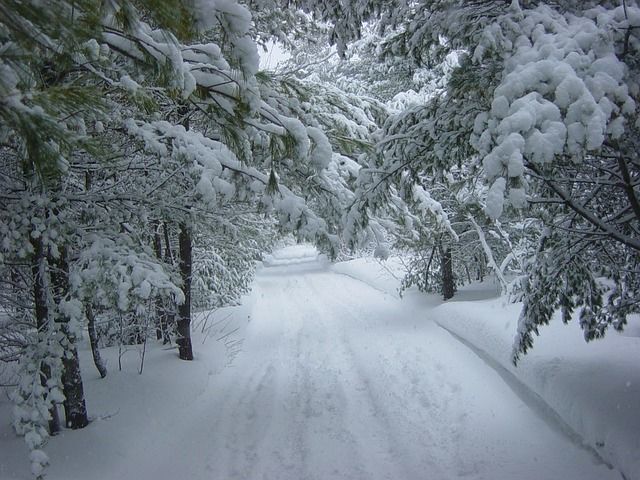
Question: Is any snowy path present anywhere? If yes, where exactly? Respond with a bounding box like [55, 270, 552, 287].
[141, 255, 617, 480]
[2, 249, 622, 480]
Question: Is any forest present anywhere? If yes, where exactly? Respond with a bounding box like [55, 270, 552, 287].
[0, 1, 639, 479]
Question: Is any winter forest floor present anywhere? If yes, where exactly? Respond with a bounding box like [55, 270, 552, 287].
[1, 245, 638, 480]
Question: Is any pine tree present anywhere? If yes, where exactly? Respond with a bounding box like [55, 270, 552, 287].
[290, 0, 640, 350]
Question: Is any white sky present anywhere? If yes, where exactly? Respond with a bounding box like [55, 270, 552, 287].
[259, 40, 290, 70]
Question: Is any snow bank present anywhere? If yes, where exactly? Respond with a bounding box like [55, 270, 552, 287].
[332, 256, 640, 480]
[330, 256, 405, 298]
[0, 297, 255, 480]
[433, 299, 640, 480]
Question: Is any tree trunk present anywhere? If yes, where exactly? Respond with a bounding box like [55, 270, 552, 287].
[177, 224, 193, 360]
[85, 303, 107, 378]
[440, 243, 456, 300]
[49, 247, 89, 429]
[30, 236, 60, 435]
[424, 244, 437, 291]
[176, 105, 193, 360]
[474, 254, 484, 281]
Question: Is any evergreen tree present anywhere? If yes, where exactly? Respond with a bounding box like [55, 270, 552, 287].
[293, 0, 640, 351]
[1, 1, 363, 475]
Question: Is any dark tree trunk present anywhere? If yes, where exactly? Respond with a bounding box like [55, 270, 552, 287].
[175, 106, 193, 360]
[475, 254, 486, 281]
[177, 223, 193, 360]
[30, 236, 60, 435]
[85, 303, 107, 378]
[424, 245, 437, 291]
[49, 247, 89, 429]
[440, 244, 456, 301]
[60, 349, 89, 429]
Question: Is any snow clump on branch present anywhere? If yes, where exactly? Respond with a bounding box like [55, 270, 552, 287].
[472, 4, 639, 219]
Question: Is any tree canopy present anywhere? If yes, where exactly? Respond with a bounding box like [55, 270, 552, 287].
[1, 0, 639, 477]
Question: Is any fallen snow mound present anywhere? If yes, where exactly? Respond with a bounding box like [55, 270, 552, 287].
[433, 301, 640, 480]
[330, 256, 405, 298]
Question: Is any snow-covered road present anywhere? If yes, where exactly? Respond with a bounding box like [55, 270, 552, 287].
[148, 251, 618, 480]
[3, 247, 622, 480]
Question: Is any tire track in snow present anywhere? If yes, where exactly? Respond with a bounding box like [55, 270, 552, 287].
[248, 275, 310, 479]
[212, 272, 365, 480]
[224, 363, 278, 478]
[284, 273, 375, 480]
[317, 270, 621, 480]
[119, 261, 620, 480]
[201, 264, 621, 480]
[306, 273, 460, 479]
[207, 276, 307, 480]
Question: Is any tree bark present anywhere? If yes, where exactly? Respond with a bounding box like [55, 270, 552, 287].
[440, 243, 455, 300]
[85, 303, 107, 378]
[177, 224, 193, 360]
[424, 244, 437, 290]
[30, 236, 60, 435]
[49, 246, 89, 429]
[176, 104, 193, 360]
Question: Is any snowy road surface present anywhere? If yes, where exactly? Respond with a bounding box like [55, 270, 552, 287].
[140, 248, 618, 480]
[3, 246, 622, 480]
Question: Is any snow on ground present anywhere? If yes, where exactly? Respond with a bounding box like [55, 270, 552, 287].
[261, 244, 327, 267]
[433, 301, 640, 480]
[0, 299, 255, 480]
[0, 245, 635, 479]
[333, 254, 640, 480]
[331, 256, 406, 298]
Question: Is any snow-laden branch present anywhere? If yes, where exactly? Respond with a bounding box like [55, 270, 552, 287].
[467, 215, 508, 291]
